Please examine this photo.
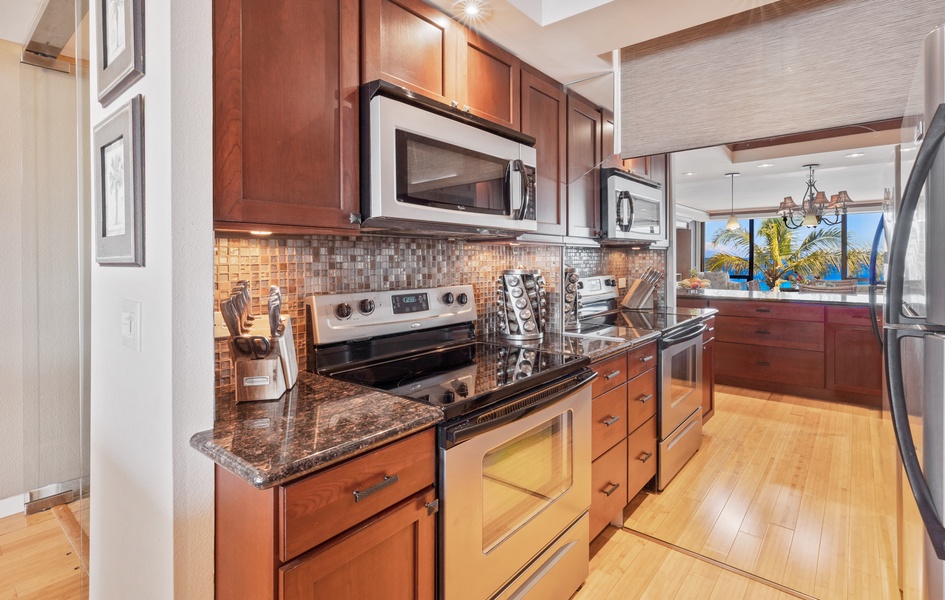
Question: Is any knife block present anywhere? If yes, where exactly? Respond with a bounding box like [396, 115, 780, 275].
[234, 354, 287, 403]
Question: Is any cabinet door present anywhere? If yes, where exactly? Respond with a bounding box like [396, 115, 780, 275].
[459, 32, 520, 129]
[590, 438, 628, 540]
[566, 92, 602, 238]
[825, 325, 883, 400]
[702, 338, 715, 422]
[361, 0, 461, 104]
[281, 489, 436, 600]
[521, 67, 566, 235]
[601, 108, 619, 167]
[214, 0, 360, 233]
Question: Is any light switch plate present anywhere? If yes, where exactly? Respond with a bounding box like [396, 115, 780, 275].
[214, 311, 229, 339]
[618, 277, 627, 288]
[122, 299, 141, 352]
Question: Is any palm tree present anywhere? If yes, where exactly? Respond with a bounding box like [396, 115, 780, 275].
[706, 218, 872, 289]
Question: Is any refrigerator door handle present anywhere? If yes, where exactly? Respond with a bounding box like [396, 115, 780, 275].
[887, 102, 945, 327]
[868, 217, 885, 348]
[886, 328, 945, 559]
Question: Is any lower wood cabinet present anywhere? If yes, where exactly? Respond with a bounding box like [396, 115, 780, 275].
[626, 416, 657, 495]
[281, 489, 436, 600]
[702, 317, 715, 422]
[215, 429, 436, 600]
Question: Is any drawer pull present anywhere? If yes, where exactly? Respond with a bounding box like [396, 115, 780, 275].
[424, 499, 439, 516]
[637, 394, 653, 404]
[755, 308, 771, 313]
[707, 327, 715, 333]
[853, 315, 869, 319]
[756, 361, 770, 367]
[604, 370, 622, 380]
[603, 415, 621, 427]
[638, 451, 654, 463]
[640, 355, 655, 363]
[755, 330, 770, 335]
[601, 482, 621, 497]
[353, 474, 399, 503]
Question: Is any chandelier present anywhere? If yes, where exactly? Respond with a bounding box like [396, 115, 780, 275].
[777, 164, 853, 229]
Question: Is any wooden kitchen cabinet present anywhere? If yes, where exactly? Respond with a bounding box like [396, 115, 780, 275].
[362, 0, 521, 130]
[566, 92, 602, 239]
[213, 0, 361, 234]
[521, 66, 567, 236]
[281, 489, 436, 600]
[825, 306, 883, 404]
[702, 316, 716, 422]
[215, 429, 436, 600]
[590, 438, 628, 539]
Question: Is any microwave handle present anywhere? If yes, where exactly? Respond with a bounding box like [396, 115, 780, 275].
[512, 159, 534, 221]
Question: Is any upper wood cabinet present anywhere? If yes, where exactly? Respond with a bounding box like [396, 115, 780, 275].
[213, 0, 361, 233]
[601, 108, 619, 168]
[566, 92, 602, 239]
[362, 0, 521, 130]
[521, 67, 566, 236]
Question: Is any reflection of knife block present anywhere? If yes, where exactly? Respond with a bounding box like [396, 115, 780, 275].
[234, 355, 287, 403]
[274, 317, 298, 390]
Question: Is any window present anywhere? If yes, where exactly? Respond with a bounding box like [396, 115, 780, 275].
[702, 212, 883, 290]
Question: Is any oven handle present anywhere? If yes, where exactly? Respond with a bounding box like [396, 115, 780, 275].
[444, 370, 596, 446]
[660, 324, 706, 347]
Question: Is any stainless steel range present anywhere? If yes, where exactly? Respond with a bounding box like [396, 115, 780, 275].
[577, 275, 706, 491]
[305, 285, 595, 600]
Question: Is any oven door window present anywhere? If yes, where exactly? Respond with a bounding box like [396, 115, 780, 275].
[670, 344, 697, 403]
[629, 194, 662, 236]
[395, 130, 510, 215]
[481, 411, 573, 553]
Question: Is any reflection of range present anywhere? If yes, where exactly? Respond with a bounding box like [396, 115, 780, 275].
[577, 275, 706, 491]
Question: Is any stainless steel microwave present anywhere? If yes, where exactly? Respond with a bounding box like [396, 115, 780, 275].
[361, 82, 537, 237]
[600, 167, 666, 245]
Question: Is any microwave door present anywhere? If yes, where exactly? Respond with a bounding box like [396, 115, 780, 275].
[616, 190, 633, 234]
[630, 194, 661, 236]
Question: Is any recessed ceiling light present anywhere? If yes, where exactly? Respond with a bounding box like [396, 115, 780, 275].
[845, 152, 866, 158]
[683, 172, 696, 176]
[757, 163, 774, 168]
[454, 0, 490, 19]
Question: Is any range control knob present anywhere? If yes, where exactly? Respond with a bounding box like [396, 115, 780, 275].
[457, 293, 469, 305]
[442, 292, 455, 305]
[358, 299, 375, 315]
[577, 281, 584, 290]
[334, 303, 352, 319]
[442, 390, 455, 404]
[456, 382, 469, 397]
[606, 279, 616, 286]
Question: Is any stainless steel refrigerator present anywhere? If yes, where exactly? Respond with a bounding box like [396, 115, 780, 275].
[883, 23, 945, 600]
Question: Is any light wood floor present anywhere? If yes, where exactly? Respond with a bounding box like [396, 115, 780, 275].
[581, 385, 902, 600]
[0, 501, 88, 600]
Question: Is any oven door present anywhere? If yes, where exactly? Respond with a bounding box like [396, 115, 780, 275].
[439, 372, 593, 600]
[658, 324, 705, 440]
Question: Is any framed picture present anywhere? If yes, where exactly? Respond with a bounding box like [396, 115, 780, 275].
[97, 0, 144, 107]
[94, 95, 145, 266]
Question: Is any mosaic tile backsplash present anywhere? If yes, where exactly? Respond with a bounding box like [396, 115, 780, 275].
[214, 234, 665, 393]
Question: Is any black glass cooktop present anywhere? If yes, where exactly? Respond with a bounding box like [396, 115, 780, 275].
[328, 341, 588, 420]
[579, 308, 703, 336]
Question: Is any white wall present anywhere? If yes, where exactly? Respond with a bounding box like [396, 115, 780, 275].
[88, 0, 213, 597]
[0, 38, 86, 506]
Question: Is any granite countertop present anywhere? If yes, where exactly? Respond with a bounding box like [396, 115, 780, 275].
[190, 371, 443, 489]
[677, 288, 883, 306]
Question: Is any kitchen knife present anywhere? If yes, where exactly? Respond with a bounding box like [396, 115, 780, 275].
[220, 298, 242, 338]
[268, 286, 282, 338]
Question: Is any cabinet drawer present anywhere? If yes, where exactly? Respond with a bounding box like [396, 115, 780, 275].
[716, 316, 824, 351]
[625, 342, 657, 381]
[627, 415, 657, 498]
[625, 369, 657, 433]
[712, 301, 824, 322]
[677, 298, 709, 309]
[702, 316, 716, 342]
[279, 429, 435, 561]
[591, 352, 628, 397]
[590, 438, 628, 539]
[591, 385, 628, 460]
[826, 305, 877, 326]
[715, 342, 824, 388]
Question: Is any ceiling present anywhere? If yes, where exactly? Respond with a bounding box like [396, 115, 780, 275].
[0, 0, 44, 45]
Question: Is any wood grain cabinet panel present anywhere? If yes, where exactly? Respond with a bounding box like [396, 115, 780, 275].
[677, 298, 710, 310]
[625, 369, 657, 434]
[591, 384, 628, 460]
[591, 352, 628, 398]
[712, 300, 824, 322]
[460, 32, 520, 129]
[362, 0, 459, 104]
[520, 67, 567, 235]
[826, 324, 883, 402]
[626, 416, 657, 498]
[715, 342, 825, 388]
[715, 315, 825, 351]
[625, 342, 658, 381]
[566, 92, 602, 238]
[703, 337, 715, 422]
[213, 0, 360, 233]
[590, 439, 628, 540]
[280, 489, 436, 600]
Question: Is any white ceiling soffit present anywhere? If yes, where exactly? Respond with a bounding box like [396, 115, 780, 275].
[506, 0, 615, 26]
[424, 0, 782, 91]
[0, 0, 44, 44]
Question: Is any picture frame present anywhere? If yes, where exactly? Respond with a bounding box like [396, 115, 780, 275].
[97, 0, 145, 107]
[94, 95, 145, 266]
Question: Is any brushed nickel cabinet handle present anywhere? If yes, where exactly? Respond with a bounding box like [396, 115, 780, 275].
[602, 482, 621, 497]
[637, 394, 653, 403]
[353, 474, 399, 503]
[638, 451, 653, 463]
[603, 415, 621, 427]
[755, 308, 771, 313]
[755, 330, 770, 335]
[640, 355, 654, 363]
[604, 370, 621, 380]
[756, 361, 770, 367]
[424, 499, 439, 516]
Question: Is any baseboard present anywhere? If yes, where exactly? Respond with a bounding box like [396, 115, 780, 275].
[0, 493, 25, 519]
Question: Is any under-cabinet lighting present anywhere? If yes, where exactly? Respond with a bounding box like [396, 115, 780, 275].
[757, 163, 774, 168]
[845, 152, 865, 158]
[250, 230, 272, 236]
